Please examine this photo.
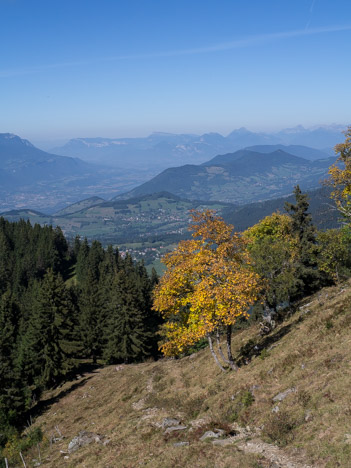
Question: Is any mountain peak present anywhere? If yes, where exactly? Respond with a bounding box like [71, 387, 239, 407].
[0, 133, 34, 148]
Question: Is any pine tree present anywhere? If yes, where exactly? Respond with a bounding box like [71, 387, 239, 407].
[285, 185, 321, 299]
[0, 226, 13, 295]
[79, 267, 105, 364]
[75, 237, 90, 284]
[17, 269, 70, 391]
[0, 291, 28, 431]
[104, 272, 152, 364]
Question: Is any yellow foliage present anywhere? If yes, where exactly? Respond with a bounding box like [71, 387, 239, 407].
[153, 210, 262, 356]
[243, 212, 293, 242]
[328, 126, 351, 222]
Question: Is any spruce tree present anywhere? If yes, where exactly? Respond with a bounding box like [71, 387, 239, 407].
[79, 267, 105, 364]
[104, 272, 152, 364]
[0, 291, 28, 433]
[0, 227, 12, 295]
[17, 269, 70, 391]
[75, 237, 90, 284]
[285, 185, 321, 299]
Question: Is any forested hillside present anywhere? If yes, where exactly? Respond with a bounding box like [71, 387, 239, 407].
[0, 218, 160, 446]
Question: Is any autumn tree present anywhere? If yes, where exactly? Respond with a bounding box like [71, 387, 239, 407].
[243, 212, 298, 315]
[153, 210, 261, 371]
[317, 229, 351, 283]
[328, 126, 351, 223]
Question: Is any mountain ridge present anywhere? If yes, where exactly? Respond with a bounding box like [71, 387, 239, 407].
[50, 126, 344, 170]
[114, 148, 335, 204]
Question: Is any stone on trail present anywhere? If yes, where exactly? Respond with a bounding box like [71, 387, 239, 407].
[68, 431, 110, 453]
[161, 417, 181, 428]
[200, 429, 226, 441]
[164, 425, 188, 434]
[272, 387, 296, 402]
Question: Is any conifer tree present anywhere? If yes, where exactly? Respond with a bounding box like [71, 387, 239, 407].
[285, 185, 321, 298]
[0, 227, 12, 295]
[75, 237, 90, 284]
[79, 267, 105, 363]
[0, 291, 28, 432]
[17, 269, 70, 390]
[104, 272, 152, 363]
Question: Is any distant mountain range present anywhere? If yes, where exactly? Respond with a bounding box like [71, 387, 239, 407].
[114, 148, 335, 204]
[0, 133, 88, 187]
[0, 134, 156, 213]
[50, 125, 344, 170]
[0, 129, 342, 213]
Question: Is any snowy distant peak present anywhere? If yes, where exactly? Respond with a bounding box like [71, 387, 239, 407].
[150, 132, 177, 137]
[277, 124, 346, 135]
[68, 138, 128, 148]
[0, 133, 34, 147]
[278, 125, 307, 134]
[311, 124, 347, 131]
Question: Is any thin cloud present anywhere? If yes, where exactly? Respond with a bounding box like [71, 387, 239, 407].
[1, 24, 350, 78]
[306, 0, 317, 30]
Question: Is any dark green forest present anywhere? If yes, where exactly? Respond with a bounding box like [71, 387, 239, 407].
[0, 218, 160, 445]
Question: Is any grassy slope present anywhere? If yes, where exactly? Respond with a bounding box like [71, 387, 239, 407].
[21, 280, 351, 467]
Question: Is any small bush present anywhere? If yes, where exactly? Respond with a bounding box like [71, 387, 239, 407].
[298, 389, 311, 407]
[260, 349, 269, 360]
[241, 390, 255, 408]
[182, 395, 207, 419]
[262, 410, 297, 446]
[219, 389, 255, 425]
[2, 427, 43, 466]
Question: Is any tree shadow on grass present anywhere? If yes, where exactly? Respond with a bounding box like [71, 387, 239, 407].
[29, 362, 103, 420]
[235, 317, 301, 367]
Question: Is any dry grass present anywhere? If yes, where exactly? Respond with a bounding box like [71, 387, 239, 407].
[17, 279, 351, 467]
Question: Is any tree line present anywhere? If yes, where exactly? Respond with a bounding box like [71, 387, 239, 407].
[0, 219, 159, 444]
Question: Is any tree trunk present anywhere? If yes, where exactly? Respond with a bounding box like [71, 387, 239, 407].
[207, 334, 226, 372]
[215, 328, 230, 364]
[226, 325, 238, 371]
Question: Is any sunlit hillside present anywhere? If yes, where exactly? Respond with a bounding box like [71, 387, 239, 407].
[7, 280, 351, 468]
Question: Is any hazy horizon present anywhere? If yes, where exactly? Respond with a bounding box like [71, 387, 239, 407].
[3, 122, 348, 152]
[1, 0, 350, 145]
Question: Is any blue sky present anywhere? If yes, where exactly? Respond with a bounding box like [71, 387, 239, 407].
[0, 0, 350, 145]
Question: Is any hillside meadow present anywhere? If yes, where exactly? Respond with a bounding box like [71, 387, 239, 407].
[6, 279, 351, 468]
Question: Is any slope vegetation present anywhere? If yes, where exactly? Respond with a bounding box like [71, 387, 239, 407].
[18, 280, 351, 467]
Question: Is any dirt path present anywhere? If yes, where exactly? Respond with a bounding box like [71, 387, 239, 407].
[237, 438, 313, 468]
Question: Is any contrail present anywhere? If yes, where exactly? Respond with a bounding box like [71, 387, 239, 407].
[1, 23, 350, 78]
[306, 0, 317, 29]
